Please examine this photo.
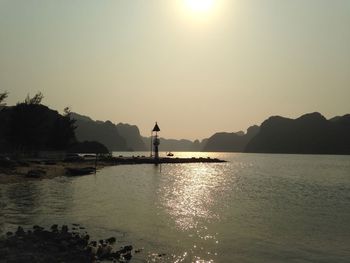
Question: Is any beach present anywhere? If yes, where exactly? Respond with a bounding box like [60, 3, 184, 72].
[0, 160, 104, 184]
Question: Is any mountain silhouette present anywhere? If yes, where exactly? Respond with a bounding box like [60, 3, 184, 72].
[71, 113, 146, 151]
[245, 112, 350, 154]
[142, 137, 206, 152]
[71, 113, 128, 151]
[203, 125, 260, 152]
[116, 123, 147, 151]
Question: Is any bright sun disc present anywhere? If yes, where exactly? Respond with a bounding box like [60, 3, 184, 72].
[185, 0, 215, 13]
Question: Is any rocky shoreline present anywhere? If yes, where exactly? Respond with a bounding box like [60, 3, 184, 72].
[0, 224, 136, 263]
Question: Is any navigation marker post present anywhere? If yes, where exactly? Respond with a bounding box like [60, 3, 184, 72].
[152, 122, 160, 164]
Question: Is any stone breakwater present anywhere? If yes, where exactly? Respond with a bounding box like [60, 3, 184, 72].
[0, 225, 137, 262]
[107, 156, 226, 165]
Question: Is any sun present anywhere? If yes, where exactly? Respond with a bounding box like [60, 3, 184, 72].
[184, 0, 215, 13]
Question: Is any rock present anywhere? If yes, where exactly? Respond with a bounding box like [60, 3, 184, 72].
[26, 169, 46, 178]
[33, 225, 43, 231]
[50, 224, 58, 232]
[100, 244, 113, 258]
[123, 245, 133, 252]
[15, 226, 25, 236]
[0, 158, 16, 168]
[123, 251, 132, 260]
[0, 247, 10, 256]
[33, 225, 44, 235]
[39, 230, 53, 240]
[88, 243, 98, 255]
[61, 225, 68, 233]
[44, 161, 56, 165]
[106, 237, 116, 244]
[60, 240, 70, 248]
[135, 248, 143, 253]
[0, 224, 130, 263]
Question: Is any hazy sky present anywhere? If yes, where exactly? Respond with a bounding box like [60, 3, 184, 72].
[1, 0, 349, 140]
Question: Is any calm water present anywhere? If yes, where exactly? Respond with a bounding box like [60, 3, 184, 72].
[1, 152, 350, 262]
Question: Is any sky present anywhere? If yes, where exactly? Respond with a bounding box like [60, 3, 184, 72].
[1, 0, 349, 140]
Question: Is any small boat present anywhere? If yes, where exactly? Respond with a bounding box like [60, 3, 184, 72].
[66, 167, 96, 176]
[166, 152, 174, 157]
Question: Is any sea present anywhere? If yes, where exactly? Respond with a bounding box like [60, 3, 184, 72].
[1, 152, 349, 262]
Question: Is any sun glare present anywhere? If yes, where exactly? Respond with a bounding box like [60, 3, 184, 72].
[185, 0, 215, 13]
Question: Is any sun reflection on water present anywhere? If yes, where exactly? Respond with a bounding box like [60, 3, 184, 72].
[156, 163, 229, 262]
[159, 164, 223, 231]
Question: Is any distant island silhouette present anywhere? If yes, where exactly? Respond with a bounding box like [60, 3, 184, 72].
[246, 112, 350, 154]
[202, 113, 350, 154]
[203, 125, 260, 152]
[71, 112, 146, 152]
[50, 111, 350, 155]
[1, 91, 350, 155]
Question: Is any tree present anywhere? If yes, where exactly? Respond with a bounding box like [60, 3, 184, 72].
[8, 103, 50, 153]
[0, 91, 8, 104]
[1, 92, 78, 154]
[24, 92, 44, 105]
[47, 107, 77, 150]
[0, 91, 10, 152]
[63, 107, 71, 116]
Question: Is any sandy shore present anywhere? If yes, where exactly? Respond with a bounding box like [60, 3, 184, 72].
[0, 161, 108, 184]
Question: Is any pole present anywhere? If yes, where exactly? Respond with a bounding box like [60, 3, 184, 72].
[150, 131, 153, 157]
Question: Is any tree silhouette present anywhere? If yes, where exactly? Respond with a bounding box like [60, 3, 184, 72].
[0, 91, 8, 105]
[48, 107, 77, 150]
[9, 103, 50, 153]
[0, 92, 10, 152]
[63, 107, 71, 116]
[24, 92, 44, 105]
[6, 94, 77, 154]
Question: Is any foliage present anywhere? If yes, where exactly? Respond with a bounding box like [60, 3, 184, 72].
[8, 103, 50, 152]
[63, 106, 71, 116]
[24, 92, 44, 105]
[1, 92, 77, 153]
[0, 91, 8, 104]
[68, 141, 109, 154]
[47, 107, 77, 150]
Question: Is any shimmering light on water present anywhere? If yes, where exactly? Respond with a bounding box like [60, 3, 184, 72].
[1, 153, 350, 262]
[159, 164, 222, 230]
